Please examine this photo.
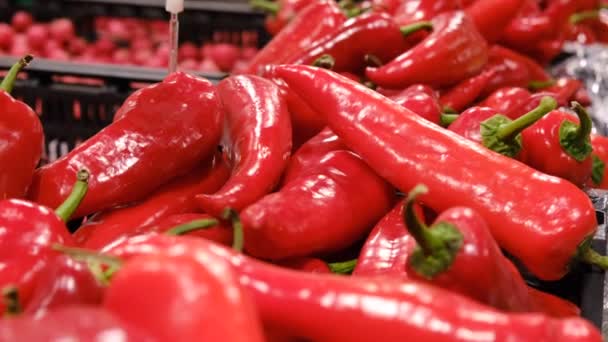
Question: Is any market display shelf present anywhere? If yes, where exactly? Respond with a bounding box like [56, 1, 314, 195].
[63, 0, 258, 14]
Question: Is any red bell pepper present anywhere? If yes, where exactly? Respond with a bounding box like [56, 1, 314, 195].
[480, 86, 532, 113]
[250, 0, 313, 36]
[72, 153, 229, 246]
[196, 75, 292, 217]
[392, 0, 461, 26]
[246, 1, 346, 74]
[465, 0, 525, 43]
[0, 55, 43, 200]
[100, 235, 602, 341]
[24, 255, 104, 316]
[104, 253, 265, 342]
[389, 84, 442, 125]
[447, 96, 557, 159]
[522, 102, 594, 187]
[0, 170, 88, 313]
[587, 134, 608, 189]
[272, 64, 599, 281]
[365, 11, 489, 88]
[241, 146, 394, 259]
[285, 12, 433, 73]
[28, 72, 223, 218]
[439, 69, 495, 113]
[0, 306, 152, 340]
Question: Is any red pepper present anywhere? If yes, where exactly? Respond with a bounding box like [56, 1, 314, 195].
[196, 75, 292, 217]
[0, 55, 43, 200]
[24, 255, 104, 316]
[246, 1, 346, 74]
[465, 0, 525, 43]
[480, 86, 532, 113]
[527, 286, 581, 318]
[101, 235, 602, 341]
[544, 0, 580, 33]
[503, 91, 563, 119]
[439, 69, 495, 113]
[240, 131, 394, 260]
[522, 103, 594, 187]
[392, 0, 461, 26]
[276, 257, 331, 273]
[72, 153, 229, 246]
[489, 45, 552, 82]
[586, 134, 608, 189]
[0, 170, 88, 313]
[28, 72, 223, 218]
[366, 11, 489, 88]
[0, 306, 152, 340]
[272, 64, 599, 281]
[500, 0, 554, 50]
[251, 0, 313, 36]
[446, 96, 557, 159]
[284, 12, 433, 73]
[104, 253, 265, 342]
[389, 84, 442, 124]
[574, 87, 593, 107]
[477, 46, 533, 98]
[540, 77, 583, 104]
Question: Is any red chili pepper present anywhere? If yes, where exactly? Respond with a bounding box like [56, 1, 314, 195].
[392, 0, 461, 26]
[24, 255, 104, 316]
[477, 46, 533, 98]
[196, 75, 291, 217]
[240, 131, 394, 260]
[586, 135, 608, 189]
[466, 0, 525, 43]
[446, 96, 557, 159]
[489, 45, 552, 82]
[500, 0, 554, 50]
[574, 87, 593, 107]
[439, 69, 495, 113]
[366, 11, 489, 88]
[502, 91, 562, 119]
[246, 1, 346, 74]
[101, 235, 602, 341]
[527, 286, 581, 318]
[103, 253, 265, 342]
[276, 257, 331, 273]
[544, 0, 580, 33]
[272, 64, 599, 281]
[539, 77, 583, 104]
[28, 72, 223, 219]
[285, 12, 433, 73]
[72, 153, 229, 246]
[0, 55, 43, 200]
[0, 306, 152, 340]
[522, 103, 593, 187]
[0, 170, 88, 313]
[389, 84, 442, 124]
[480, 86, 531, 112]
[251, 0, 314, 36]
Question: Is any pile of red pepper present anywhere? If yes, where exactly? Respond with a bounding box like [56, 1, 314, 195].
[1, 0, 608, 339]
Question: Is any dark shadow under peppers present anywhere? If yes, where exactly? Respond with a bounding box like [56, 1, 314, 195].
[272, 64, 599, 281]
[365, 11, 489, 89]
[196, 75, 292, 218]
[0, 55, 43, 200]
[27, 72, 223, 219]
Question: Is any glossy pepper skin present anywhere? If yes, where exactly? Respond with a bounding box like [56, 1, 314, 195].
[251, 0, 314, 36]
[0, 171, 87, 313]
[439, 69, 495, 113]
[0, 55, 43, 200]
[0, 306, 151, 341]
[272, 64, 597, 281]
[490, 45, 552, 82]
[73, 153, 229, 246]
[502, 91, 562, 119]
[480, 86, 532, 113]
[586, 135, 608, 189]
[105, 235, 602, 342]
[478, 46, 533, 98]
[542, 77, 583, 104]
[366, 11, 489, 88]
[28, 72, 223, 219]
[389, 84, 442, 125]
[465, 0, 525, 43]
[246, 1, 346, 74]
[285, 12, 430, 73]
[500, 0, 554, 51]
[24, 255, 104, 316]
[196, 75, 292, 217]
[522, 104, 594, 187]
[104, 253, 265, 342]
[392, 0, 461, 26]
[241, 147, 394, 260]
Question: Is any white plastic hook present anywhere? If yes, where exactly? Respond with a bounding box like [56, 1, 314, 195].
[166, 0, 184, 73]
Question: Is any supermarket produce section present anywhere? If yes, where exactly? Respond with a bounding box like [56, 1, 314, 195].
[2, 0, 608, 340]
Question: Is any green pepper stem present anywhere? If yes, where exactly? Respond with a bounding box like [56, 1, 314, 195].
[55, 169, 90, 222]
[570, 101, 593, 147]
[249, 0, 279, 14]
[578, 242, 608, 269]
[53, 244, 124, 269]
[440, 113, 459, 127]
[528, 79, 556, 90]
[399, 21, 433, 37]
[328, 259, 357, 274]
[2, 286, 21, 317]
[165, 219, 219, 236]
[404, 185, 443, 256]
[0, 55, 33, 94]
[495, 96, 557, 141]
[222, 208, 244, 253]
[570, 10, 600, 24]
[312, 54, 335, 70]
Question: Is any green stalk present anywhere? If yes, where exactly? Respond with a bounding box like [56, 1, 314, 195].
[399, 21, 433, 37]
[0, 55, 33, 94]
[222, 208, 244, 253]
[440, 113, 459, 127]
[328, 259, 357, 274]
[559, 102, 593, 162]
[250, 0, 279, 14]
[54, 169, 90, 222]
[2, 286, 21, 317]
[570, 10, 600, 24]
[165, 219, 219, 236]
[495, 96, 557, 141]
[312, 54, 336, 70]
[528, 79, 556, 90]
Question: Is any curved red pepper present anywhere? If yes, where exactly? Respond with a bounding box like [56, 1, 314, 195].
[392, 0, 461, 26]
[489, 45, 552, 82]
[285, 12, 431, 73]
[502, 91, 562, 119]
[0, 170, 87, 313]
[587, 135, 608, 189]
[196, 75, 291, 217]
[241, 147, 394, 260]
[481, 86, 531, 113]
[500, 0, 554, 50]
[466, 0, 525, 43]
[73, 154, 229, 246]
[246, 1, 346, 74]
[366, 11, 489, 88]
[389, 84, 442, 124]
[522, 104, 594, 187]
[478, 46, 532, 97]
[28, 72, 223, 218]
[540, 77, 583, 104]
[0, 55, 43, 200]
[439, 69, 495, 112]
[272, 64, 598, 281]
[103, 235, 602, 341]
